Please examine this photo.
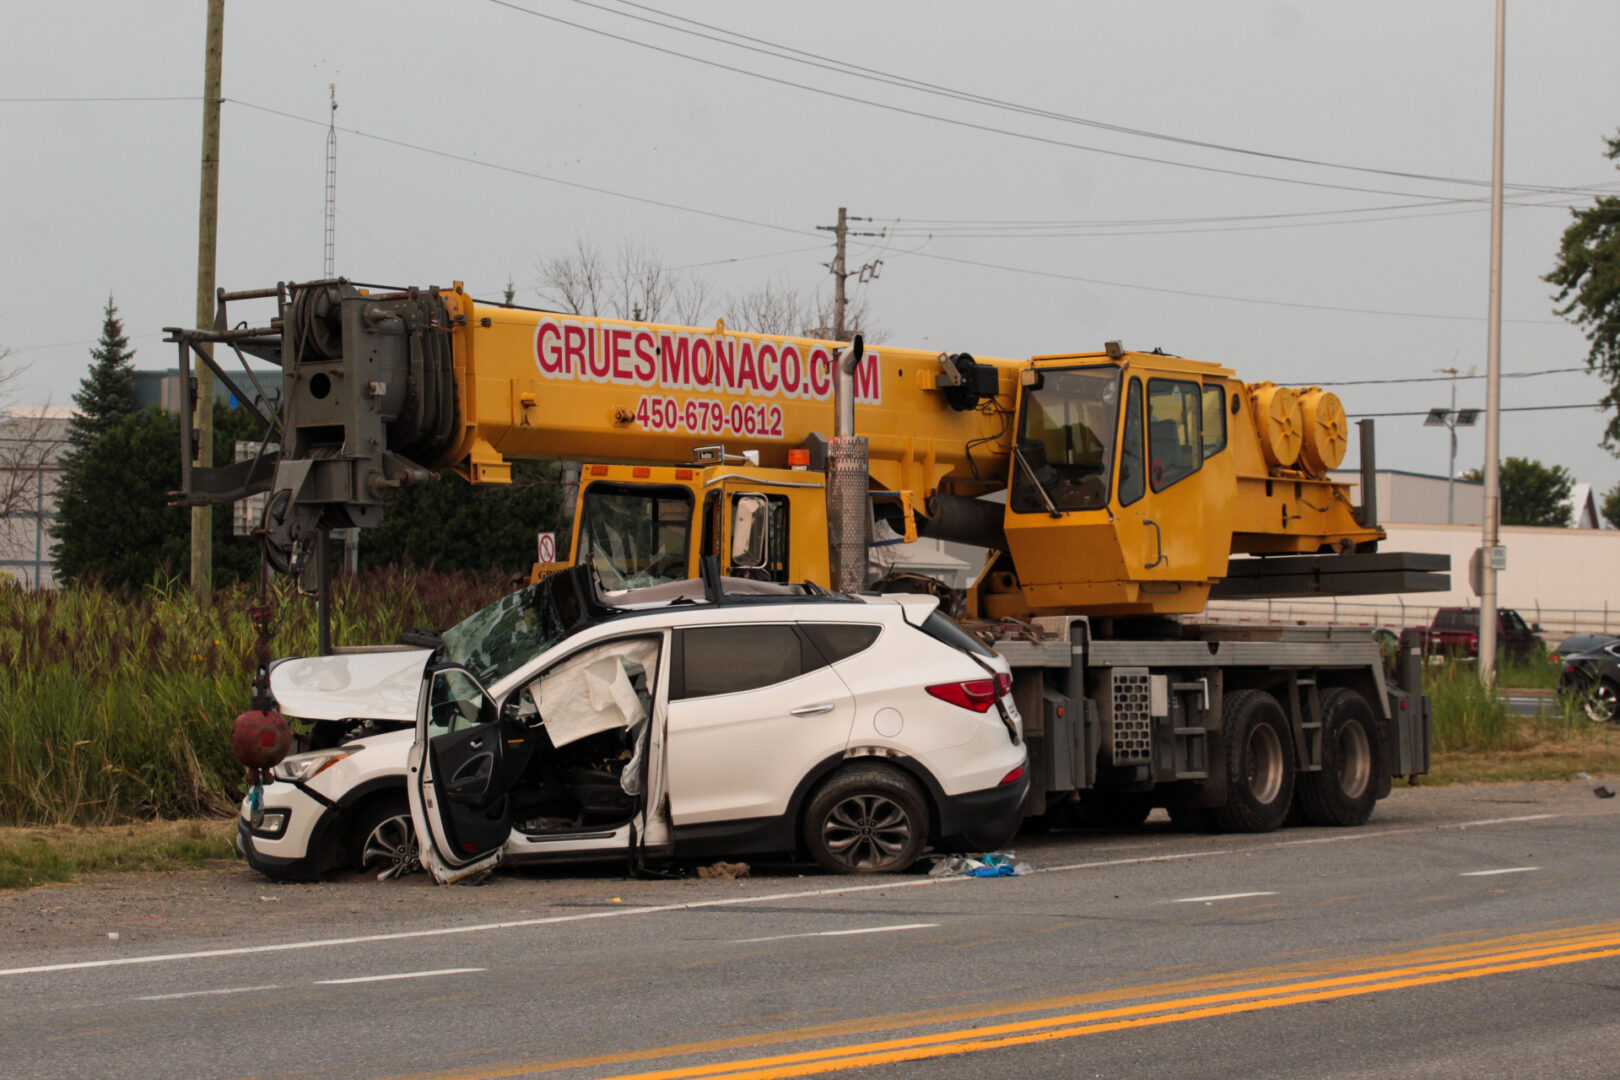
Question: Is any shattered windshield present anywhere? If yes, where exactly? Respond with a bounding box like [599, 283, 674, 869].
[440, 570, 588, 686]
[1010, 366, 1120, 512]
[579, 483, 694, 590]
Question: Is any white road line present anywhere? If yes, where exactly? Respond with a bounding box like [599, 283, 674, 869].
[1166, 893, 1276, 906]
[2, 808, 1602, 980]
[1460, 867, 1541, 877]
[1457, 815, 1555, 827]
[315, 967, 484, 985]
[733, 923, 939, 944]
[135, 984, 280, 1001]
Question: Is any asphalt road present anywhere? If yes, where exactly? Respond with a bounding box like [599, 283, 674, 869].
[4, 780, 1619, 1080]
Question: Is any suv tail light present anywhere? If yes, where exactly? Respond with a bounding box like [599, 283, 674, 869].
[927, 678, 1000, 713]
[927, 672, 1014, 713]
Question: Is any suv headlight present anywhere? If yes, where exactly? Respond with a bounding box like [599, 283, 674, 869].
[272, 748, 351, 783]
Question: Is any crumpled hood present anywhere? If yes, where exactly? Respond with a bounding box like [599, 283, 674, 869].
[269, 648, 433, 723]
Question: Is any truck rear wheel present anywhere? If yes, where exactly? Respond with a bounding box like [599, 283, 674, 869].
[1211, 689, 1295, 833]
[1295, 687, 1382, 827]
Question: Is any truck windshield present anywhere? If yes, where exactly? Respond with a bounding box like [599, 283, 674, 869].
[439, 568, 588, 686]
[1010, 366, 1120, 513]
[578, 482, 694, 590]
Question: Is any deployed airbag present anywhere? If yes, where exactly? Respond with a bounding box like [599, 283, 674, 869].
[526, 638, 658, 749]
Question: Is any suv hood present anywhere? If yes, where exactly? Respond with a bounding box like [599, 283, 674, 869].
[269, 648, 433, 723]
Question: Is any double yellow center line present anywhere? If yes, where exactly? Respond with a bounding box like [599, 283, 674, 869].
[361, 923, 1620, 1080]
[597, 927, 1620, 1080]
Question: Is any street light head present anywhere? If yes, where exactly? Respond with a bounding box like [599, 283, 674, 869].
[1423, 408, 1452, 427]
[1454, 409, 1480, 426]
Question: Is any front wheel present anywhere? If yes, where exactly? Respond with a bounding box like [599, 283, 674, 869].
[803, 764, 930, 874]
[349, 796, 420, 880]
[1295, 688, 1383, 827]
[1210, 689, 1295, 833]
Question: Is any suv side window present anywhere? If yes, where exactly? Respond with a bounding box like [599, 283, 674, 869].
[804, 623, 881, 664]
[676, 624, 814, 699]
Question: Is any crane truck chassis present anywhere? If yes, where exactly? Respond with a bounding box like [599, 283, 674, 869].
[169, 279, 1442, 837]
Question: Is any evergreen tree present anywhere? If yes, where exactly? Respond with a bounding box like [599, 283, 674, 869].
[50, 402, 262, 588]
[358, 461, 565, 576]
[68, 296, 140, 454]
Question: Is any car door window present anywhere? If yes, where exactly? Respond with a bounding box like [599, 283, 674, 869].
[677, 624, 813, 698]
[428, 668, 492, 737]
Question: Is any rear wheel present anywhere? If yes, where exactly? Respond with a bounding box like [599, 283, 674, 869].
[1210, 689, 1295, 833]
[803, 764, 930, 874]
[1295, 688, 1383, 827]
[1581, 679, 1620, 724]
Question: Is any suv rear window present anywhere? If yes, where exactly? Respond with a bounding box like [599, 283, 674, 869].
[919, 611, 995, 658]
[804, 623, 881, 664]
[677, 624, 809, 698]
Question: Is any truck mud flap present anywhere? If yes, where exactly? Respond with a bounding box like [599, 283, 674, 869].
[1387, 689, 1431, 778]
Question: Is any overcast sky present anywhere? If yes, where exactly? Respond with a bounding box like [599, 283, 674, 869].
[5, 1, 1620, 498]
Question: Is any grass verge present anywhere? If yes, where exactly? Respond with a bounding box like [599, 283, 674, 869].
[0, 817, 237, 890]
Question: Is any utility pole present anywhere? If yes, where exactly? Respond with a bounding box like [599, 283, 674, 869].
[1479, 0, 1507, 685]
[816, 208, 883, 341]
[190, 0, 225, 598]
[323, 84, 337, 279]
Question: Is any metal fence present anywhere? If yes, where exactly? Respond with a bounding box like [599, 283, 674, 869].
[1201, 598, 1620, 642]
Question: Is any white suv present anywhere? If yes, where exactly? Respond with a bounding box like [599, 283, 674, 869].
[239, 568, 1027, 880]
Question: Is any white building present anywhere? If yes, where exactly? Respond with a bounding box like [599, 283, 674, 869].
[0, 407, 74, 588]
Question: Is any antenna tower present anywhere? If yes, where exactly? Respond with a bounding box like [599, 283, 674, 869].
[323, 84, 337, 278]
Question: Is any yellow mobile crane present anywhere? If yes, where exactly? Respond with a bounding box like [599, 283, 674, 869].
[172, 279, 1442, 835]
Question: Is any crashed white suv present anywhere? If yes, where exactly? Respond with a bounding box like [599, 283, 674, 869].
[239, 567, 1027, 881]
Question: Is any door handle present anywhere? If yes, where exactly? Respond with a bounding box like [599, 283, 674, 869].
[791, 703, 836, 716]
[467, 737, 485, 750]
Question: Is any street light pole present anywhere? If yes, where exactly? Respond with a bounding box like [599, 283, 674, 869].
[1479, 0, 1506, 685]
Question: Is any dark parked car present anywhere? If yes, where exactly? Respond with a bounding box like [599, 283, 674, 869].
[1549, 633, 1618, 666]
[1558, 638, 1620, 723]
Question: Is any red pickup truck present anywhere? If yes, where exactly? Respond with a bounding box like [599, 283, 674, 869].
[1401, 607, 1541, 663]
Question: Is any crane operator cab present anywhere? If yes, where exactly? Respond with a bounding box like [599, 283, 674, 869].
[990, 346, 1371, 621]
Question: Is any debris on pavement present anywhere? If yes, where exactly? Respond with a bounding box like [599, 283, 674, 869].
[926, 852, 1032, 878]
[1595, 785, 1615, 799]
[697, 861, 750, 880]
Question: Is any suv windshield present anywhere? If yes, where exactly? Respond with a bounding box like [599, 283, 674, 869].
[579, 482, 693, 590]
[440, 570, 589, 686]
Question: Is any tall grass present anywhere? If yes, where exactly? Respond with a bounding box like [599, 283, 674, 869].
[1426, 659, 1591, 753]
[0, 568, 510, 826]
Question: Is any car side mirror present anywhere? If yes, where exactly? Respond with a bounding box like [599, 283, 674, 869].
[1532, 622, 1542, 633]
[730, 494, 770, 570]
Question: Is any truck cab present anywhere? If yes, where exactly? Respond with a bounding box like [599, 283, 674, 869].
[533, 456, 833, 589]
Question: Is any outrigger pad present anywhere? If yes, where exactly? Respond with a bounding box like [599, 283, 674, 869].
[1211, 551, 1451, 600]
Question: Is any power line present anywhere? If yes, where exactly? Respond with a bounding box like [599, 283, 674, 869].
[0, 95, 198, 102]
[228, 99, 822, 241]
[227, 99, 1571, 327]
[904, 249, 1566, 325]
[1300, 366, 1589, 387]
[479, 0, 1572, 205]
[583, 0, 1607, 197]
[1349, 402, 1601, 417]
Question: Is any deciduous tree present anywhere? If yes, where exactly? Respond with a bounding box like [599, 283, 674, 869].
[1462, 457, 1575, 527]
[1546, 131, 1620, 451]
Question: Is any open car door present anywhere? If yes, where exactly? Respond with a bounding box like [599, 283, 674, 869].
[408, 667, 511, 884]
